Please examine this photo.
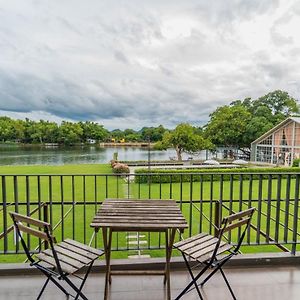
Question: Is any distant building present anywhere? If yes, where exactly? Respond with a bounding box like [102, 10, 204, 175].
[251, 117, 300, 166]
[87, 139, 96, 144]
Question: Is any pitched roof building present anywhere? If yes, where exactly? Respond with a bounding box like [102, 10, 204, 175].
[251, 117, 300, 166]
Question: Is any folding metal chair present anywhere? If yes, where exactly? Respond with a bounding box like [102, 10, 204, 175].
[10, 212, 103, 300]
[173, 207, 255, 300]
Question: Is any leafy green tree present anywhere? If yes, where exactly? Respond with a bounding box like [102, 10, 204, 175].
[13, 120, 25, 142]
[156, 123, 212, 161]
[29, 121, 44, 143]
[152, 125, 167, 142]
[23, 118, 36, 143]
[140, 125, 167, 142]
[110, 129, 124, 141]
[79, 121, 109, 142]
[27, 120, 58, 143]
[243, 116, 273, 146]
[43, 121, 59, 143]
[253, 90, 298, 118]
[58, 121, 83, 145]
[123, 129, 135, 136]
[204, 104, 252, 148]
[123, 129, 141, 142]
[240, 90, 299, 142]
[0, 117, 14, 142]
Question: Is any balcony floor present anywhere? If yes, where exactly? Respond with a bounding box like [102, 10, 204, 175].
[0, 266, 300, 300]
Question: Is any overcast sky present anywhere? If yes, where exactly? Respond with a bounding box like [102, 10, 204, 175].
[0, 0, 300, 130]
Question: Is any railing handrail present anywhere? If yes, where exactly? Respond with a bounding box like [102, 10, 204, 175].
[1, 171, 300, 176]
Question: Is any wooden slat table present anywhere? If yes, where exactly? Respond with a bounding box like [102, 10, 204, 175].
[90, 198, 188, 300]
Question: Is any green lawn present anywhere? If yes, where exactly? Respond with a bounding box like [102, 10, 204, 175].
[0, 164, 123, 262]
[0, 164, 112, 174]
[1, 165, 299, 262]
[129, 179, 299, 255]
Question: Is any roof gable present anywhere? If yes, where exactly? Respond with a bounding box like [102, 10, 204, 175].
[251, 117, 300, 145]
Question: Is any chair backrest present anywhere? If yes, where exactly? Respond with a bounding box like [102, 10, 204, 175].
[218, 207, 255, 253]
[208, 207, 255, 263]
[10, 212, 54, 263]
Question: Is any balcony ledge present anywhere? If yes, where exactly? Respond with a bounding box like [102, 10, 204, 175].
[1, 252, 300, 276]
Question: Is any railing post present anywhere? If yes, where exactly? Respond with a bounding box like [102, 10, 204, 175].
[2, 176, 8, 254]
[43, 203, 49, 250]
[291, 174, 299, 255]
[214, 201, 221, 237]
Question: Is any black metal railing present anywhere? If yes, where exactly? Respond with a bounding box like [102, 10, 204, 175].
[1, 172, 299, 257]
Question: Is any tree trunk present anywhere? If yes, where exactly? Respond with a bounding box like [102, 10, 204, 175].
[175, 146, 182, 161]
[238, 148, 251, 160]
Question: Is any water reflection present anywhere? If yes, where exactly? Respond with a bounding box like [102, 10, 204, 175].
[0, 145, 215, 166]
[0, 145, 173, 166]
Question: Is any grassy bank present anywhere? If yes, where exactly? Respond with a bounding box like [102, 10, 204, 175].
[0, 164, 112, 174]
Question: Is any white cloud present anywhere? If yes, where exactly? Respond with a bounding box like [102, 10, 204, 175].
[0, 0, 299, 130]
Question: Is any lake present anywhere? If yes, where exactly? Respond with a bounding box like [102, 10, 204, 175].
[0, 145, 214, 166]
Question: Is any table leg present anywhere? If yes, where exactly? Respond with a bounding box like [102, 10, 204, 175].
[164, 228, 176, 300]
[102, 228, 112, 300]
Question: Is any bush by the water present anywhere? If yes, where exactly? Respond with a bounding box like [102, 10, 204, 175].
[112, 162, 130, 173]
[134, 167, 300, 183]
[110, 159, 118, 167]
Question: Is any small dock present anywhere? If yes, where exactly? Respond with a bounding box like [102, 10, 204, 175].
[99, 142, 154, 147]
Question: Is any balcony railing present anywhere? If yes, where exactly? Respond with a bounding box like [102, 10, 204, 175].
[1, 172, 299, 257]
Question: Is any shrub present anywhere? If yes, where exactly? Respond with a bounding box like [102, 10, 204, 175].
[113, 163, 130, 174]
[110, 159, 118, 168]
[292, 158, 300, 167]
[134, 167, 300, 183]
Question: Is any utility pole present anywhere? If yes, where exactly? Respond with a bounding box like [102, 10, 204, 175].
[147, 136, 151, 186]
[148, 137, 151, 172]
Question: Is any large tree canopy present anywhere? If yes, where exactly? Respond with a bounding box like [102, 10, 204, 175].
[139, 125, 167, 142]
[204, 90, 299, 157]
[253, 90, 299, 118]
[204, 104, 252, 147]
[155, 123, 213, 161]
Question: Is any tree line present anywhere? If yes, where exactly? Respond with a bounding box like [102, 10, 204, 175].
[0, 118, 167, 145]
[0, 90, 299, 159]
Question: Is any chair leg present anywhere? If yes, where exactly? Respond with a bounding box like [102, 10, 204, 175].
[219, 268, 237, 300]
[175, 255, 210, 300]
[36, 267, 70, 298]
[199, 266, 219, 287]
[200, 255, 232, 287]
[74, 261, 94, 300]
[37, 277, 50, 300]
[182, 253, 204, 299]
[64, 276, 89, 300]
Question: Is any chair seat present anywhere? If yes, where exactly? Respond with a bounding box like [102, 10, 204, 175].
[174, 232, 233, 263]
[36, 238, 103, 274]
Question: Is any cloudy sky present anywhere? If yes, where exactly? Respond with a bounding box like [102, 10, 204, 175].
[0, 0, 300, 130]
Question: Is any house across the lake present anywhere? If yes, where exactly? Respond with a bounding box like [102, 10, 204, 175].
[251, 117, 300, 166]
[87, 138, 96, 144]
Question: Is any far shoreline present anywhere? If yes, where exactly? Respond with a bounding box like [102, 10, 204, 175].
[0, 142, 155, 148]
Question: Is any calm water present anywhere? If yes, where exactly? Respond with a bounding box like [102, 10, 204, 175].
[0, 145, 213, 166]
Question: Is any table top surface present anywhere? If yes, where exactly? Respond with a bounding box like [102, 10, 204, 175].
[90, 198, 188, 231]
